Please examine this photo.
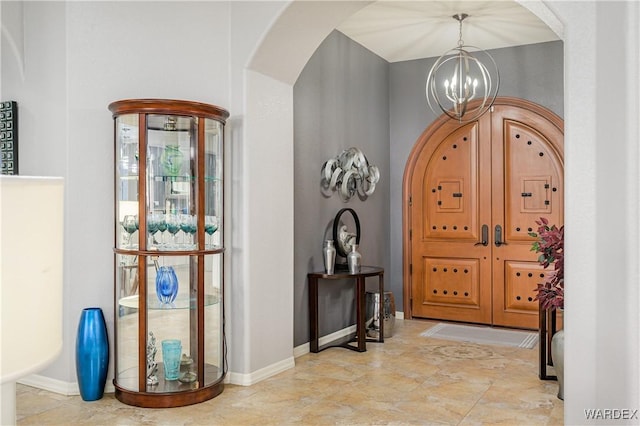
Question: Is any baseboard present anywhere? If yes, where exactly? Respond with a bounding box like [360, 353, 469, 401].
[293, 324, 358, 358]
[293, 313, 404, 358]
[18, 359, 297, 395]
[226, 356, 295, 386]
[17, 375, 116, 396]
[293, 342, 310, 358]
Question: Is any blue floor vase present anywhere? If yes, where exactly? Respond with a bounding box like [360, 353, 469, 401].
[75, 307, 109, 401]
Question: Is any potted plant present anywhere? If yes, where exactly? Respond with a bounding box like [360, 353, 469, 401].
[529, 217, 564, 310]
[529, 217, 564, 400]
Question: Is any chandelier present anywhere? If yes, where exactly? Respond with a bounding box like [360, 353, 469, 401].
[426, 13, 499, 122]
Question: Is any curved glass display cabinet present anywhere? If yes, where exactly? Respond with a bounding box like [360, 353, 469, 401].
[109, 99, 228, 408]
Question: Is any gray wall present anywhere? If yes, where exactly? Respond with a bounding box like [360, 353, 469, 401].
[294, 37, 563, 346]
[293, 31, 390, 346]
[388, 41, 564, 313]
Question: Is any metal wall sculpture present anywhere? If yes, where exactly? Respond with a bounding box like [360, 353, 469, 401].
[320, 147, 380, 202]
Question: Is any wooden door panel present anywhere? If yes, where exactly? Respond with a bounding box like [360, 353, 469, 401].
[413, 253, 491, 323]
[503, 120, 564, 244]
[491, 105, 564, 328]
[405, 98, 563, 329]
[421, 124, 481, 241]
[492, 243, 548, 328]
[411, 120, 492, 324]
[424, 257, 481, 307]
[503, 261, 553, 310]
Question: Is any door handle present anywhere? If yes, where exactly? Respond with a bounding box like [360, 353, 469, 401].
[495, 224, 508, 247]
[474, 224, 489, 246]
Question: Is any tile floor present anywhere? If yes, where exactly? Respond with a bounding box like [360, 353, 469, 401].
[17, 319, 563, 425]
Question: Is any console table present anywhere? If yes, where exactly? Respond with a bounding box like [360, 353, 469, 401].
[539, 304, 558, 380]
[308, 266, 384, 353]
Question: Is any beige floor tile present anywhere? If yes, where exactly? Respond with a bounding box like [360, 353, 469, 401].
[16, 319, 563, 425]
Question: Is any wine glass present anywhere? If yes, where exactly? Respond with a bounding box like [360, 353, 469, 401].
[179, 214, 197, 249]
[205, 216, 219, 248]
[147, 213, 160, 248]
[121, 215, 138, 248]
[189, 216, 198, 248]
[166, 214, 181, 249]
[156, 214, 168, 248]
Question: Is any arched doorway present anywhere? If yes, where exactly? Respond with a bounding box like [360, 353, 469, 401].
[245, 1, 640, 422]
[402, 98, 563, 329]
[243, 0, 565, 368]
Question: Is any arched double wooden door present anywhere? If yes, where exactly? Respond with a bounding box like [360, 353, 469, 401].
[403, 98, 563, 329]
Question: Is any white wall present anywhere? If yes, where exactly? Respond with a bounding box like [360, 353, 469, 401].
[228, 0, 293, 381]
[1, 0, 289, 391]
[549, 1, 640, 420]
[1, 1, 71, 390]
[1, 1, 67, 178]
[66, 0, 233, 387]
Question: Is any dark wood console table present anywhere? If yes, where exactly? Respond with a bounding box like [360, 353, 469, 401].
[539, 304, 558, 380]
[308, 266, 384, 353]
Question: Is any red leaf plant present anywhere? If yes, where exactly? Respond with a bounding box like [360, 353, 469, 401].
[529, 217, 564, 310]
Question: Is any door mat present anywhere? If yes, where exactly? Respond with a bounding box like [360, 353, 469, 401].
[420, 323, 539, 349]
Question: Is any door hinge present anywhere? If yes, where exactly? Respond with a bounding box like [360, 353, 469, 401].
[409, 195, 412, 206]
[409, 229, 412, 240]
[409, 263, 413, 275]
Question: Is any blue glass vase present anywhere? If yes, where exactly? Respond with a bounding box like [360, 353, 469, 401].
[75, 307, 109, 401]
[156, 266, 179, 304]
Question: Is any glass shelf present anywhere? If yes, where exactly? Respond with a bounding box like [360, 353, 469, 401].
[151, 176, 193, 183]
[119, 294, 220, 310]
[116, 363, 222, 394]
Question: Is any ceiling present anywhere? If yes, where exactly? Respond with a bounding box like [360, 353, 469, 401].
[336, 1, 561, 63]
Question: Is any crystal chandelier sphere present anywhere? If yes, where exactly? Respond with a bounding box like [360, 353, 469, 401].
[426, 44, 499, 122]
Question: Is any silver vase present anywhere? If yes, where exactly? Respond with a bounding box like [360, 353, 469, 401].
[323, 240, 336, 274]
[348, 244, 362, 274]
[551, 329, 564, 400]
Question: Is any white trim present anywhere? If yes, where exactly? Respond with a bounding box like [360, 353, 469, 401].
[227, 356, 295, 387]
[293, 325, 358, 358]
[294, 315, 403, 358]
[17, 375, 115, 396]
[293, 342, 310, 359]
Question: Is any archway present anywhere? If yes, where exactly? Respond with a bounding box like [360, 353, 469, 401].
[241, 0, 565, 356]
[241, 0, 565, 363]
[241, 2, 640, 422]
